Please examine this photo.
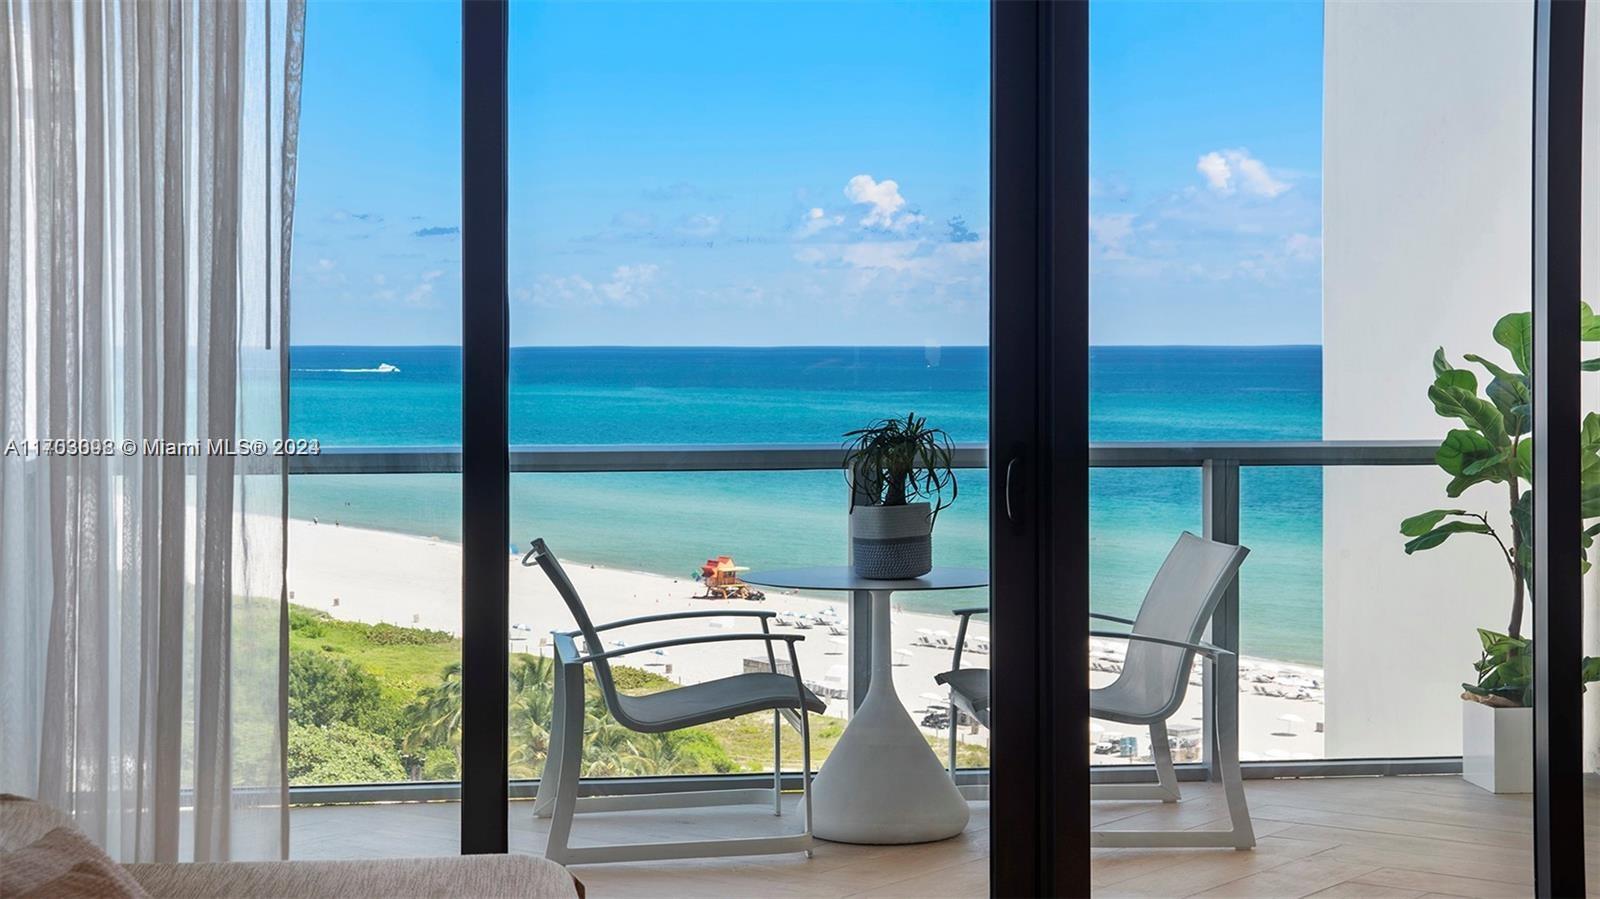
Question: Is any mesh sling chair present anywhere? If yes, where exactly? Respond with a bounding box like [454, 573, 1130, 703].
[935, 531, 1255, 850]
[522, 539, 827, 864]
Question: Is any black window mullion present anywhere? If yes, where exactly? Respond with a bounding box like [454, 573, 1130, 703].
[990, 1, 1090, 895]
[460, 0, 510, 856]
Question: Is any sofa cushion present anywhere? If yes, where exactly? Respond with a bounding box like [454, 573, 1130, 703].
[0, 794, 77, 852]
[1, 825, 150, 899]
[125, 854, 580, 898]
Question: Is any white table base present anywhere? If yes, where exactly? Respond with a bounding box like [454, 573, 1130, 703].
[809, 590, 971, 844]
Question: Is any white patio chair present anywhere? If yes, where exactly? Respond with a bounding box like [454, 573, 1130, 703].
[522, 539, 826, 864]
[935, 531, 1255, 850]
[1086, 531, 1253, 848]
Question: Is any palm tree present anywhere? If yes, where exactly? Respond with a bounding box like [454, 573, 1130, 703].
[508, 655, 556, 777]
[622, 732, 692, 775]
[405, 661, 464, 776]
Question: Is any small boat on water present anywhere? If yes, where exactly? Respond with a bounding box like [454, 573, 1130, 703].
[375, 362, 400, 373]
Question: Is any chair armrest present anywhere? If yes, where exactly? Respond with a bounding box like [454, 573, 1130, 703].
[577, 632, 805, 664]
[1088, 629, 1231, 659]
[585, 609, 776, 634]
[947, 608, 988, 671]
[1089, 612, 1135, 625]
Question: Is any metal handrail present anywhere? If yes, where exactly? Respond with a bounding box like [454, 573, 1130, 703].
[288, 439, 1437, 475]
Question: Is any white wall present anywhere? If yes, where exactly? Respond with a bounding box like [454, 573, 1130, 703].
[1322, 0, 1533, 759]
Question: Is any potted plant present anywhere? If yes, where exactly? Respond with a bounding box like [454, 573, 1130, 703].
[1399, 303, 1600, 793]
[842, 413, 958, 579]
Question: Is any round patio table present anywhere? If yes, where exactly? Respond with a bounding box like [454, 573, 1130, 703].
[741, 566, 988, 845]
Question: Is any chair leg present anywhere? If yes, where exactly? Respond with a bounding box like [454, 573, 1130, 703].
[798, 707, 813, 857]
[1091, 655, 1254, 850]
[543, 663, 587, 864]
[1088, 720, 1182, 802]
[1215, 654, 1255, 849]
[772, 710, 782, 816]
[1149, 720, 1181, 803]
[947, 696, 959, 778]
[532, 660, 571, 820]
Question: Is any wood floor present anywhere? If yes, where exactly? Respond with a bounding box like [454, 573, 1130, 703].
[290, 775, 1600, 897]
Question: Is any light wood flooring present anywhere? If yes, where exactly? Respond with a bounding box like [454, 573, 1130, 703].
[289, 774, 1600, 897]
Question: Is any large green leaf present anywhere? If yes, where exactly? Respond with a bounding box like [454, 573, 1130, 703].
[1403, 520, 1493, 553]
[1512, 489, 1533, 540]
[1428, 382, 1507, 448]
[1432, 368, 1478, 393]
[1432, 347, 1454, 378]
[1493, 312, 1533, 375]
[1463, 353, 1531, 435]
[1435, 429, 1507, 479]
[1582, 302, 1600, 341]
[1582, 413, 1600, 453]
[1516, 438, 1533, 481]
[1399, 508, 1468, 537]
[1445, 474, 1497, 498]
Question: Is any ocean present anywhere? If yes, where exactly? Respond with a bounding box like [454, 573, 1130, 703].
[289, 345, 1324, 665]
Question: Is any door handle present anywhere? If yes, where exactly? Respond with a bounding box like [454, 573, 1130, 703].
[1004, 457, 1019, 522]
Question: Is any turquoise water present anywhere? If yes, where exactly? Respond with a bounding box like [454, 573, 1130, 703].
[289, 345, 1323, 664]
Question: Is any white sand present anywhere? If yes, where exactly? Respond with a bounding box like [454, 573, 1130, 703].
[286, 518, 1325, 761]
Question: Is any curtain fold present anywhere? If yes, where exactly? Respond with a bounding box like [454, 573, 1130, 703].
[0, 0, 304, 864]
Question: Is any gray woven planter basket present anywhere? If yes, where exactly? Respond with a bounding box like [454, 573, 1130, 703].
[849, 502, 934, 579]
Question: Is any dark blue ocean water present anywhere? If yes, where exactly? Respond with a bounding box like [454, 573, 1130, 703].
[290, 345, 1323, 664]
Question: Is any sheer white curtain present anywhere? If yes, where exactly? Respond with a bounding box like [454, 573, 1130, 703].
[1, 0, 304, 863]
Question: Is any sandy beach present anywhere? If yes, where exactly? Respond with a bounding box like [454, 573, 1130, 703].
[286, 518, 1326, 762]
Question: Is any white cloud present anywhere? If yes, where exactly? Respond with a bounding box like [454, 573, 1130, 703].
[676, 214, 722, 239]
[1285, 233, 1321, 261]
[1195, 149, 1290, 198]
[528, 264, 660, 308]
[599, 264, 659, 304]
[403, 269, 445, 306]
[843, 174, 925, 232]
[795, 206, 845, 239]
[1089, 213, 1137, 257]
[315, 258, 336, 271]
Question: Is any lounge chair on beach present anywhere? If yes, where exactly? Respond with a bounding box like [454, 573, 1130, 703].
[522, 539, 825, 864]
[934, 531, 1255, 850]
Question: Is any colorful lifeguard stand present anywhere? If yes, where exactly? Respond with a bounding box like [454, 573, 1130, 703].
[696, 556, 765, 601]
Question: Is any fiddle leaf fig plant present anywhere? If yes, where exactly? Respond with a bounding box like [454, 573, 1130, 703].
[1399, 303, 1600, 706]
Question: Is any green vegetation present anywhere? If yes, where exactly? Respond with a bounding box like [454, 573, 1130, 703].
[287, 605, 988, 786]
[1399, 304, 1600, 705]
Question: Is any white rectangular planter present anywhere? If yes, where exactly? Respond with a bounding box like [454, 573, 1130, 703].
[1461, 700, 1531, 793]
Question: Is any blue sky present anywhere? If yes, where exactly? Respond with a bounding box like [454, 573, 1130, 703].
[291, 0, 1322, 347]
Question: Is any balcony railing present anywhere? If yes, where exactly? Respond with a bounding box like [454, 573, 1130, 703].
[287, 439, 1451, 804]
[286, 440, 1435, 475]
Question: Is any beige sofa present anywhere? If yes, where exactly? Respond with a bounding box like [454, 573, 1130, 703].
[2, 795, 581, 898]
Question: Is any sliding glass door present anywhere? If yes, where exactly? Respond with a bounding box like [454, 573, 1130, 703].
[498, 0, 991, 878]
[285, 0, 464, 856]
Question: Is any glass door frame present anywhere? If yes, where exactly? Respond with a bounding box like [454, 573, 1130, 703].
[989, 1, 1090, 895]
[447, 0, 1590, 891]
[1531, 0, 1586, 894]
